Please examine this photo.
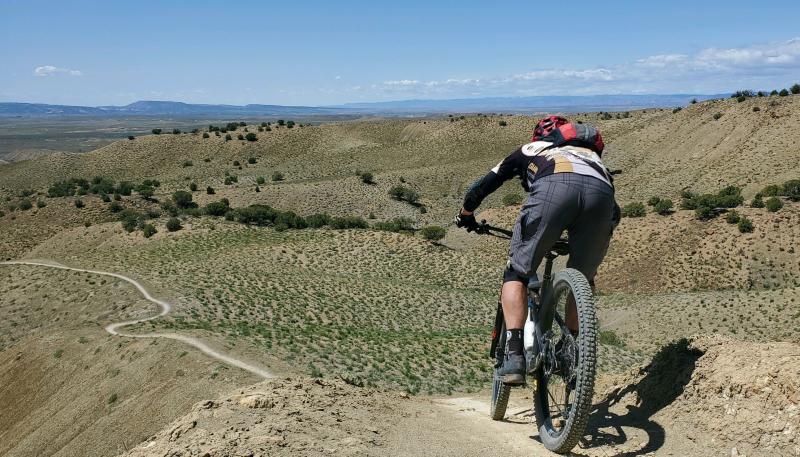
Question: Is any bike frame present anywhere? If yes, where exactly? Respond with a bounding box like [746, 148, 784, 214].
[490, 240, 569, 365]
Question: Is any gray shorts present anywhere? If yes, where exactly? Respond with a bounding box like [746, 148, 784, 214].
[505, 173, 617, 283]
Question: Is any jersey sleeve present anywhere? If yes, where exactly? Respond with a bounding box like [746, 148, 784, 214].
[462, 148, 527, 212]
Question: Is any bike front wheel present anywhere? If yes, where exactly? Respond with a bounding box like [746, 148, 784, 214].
[490, 320, 512, 420]
[533, 268, 597, 453]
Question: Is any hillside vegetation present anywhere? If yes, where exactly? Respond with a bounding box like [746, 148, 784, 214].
[2, 95, 800, 456]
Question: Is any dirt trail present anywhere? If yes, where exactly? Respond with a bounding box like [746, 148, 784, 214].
[0, 260, 274, 379]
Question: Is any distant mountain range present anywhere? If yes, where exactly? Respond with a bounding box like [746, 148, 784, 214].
[0, 94, 722, 118]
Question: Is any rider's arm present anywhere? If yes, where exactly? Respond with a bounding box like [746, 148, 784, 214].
[461, 147, 527, 214]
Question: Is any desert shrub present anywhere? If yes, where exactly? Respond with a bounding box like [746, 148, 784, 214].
[620, 202, 646, 218]
[142, 179, 160, 188]
[237, 134, 244, 140]
[682, 186, 742, 219]
[225, 134, 232, 141]
[48, 179, 79, 197]
[502, 193, 523, 206]
[260, 122, 268, 127]
[770, 90, 779, 96]
[725, 210, 740, 224]
[115, 181, 134, 196]
[18, 198, 33, 210]
[751, 193, 765, 208]
[275, 210, 307, 229]
[599, 330, 624, 347]
[256, 176, 265, 185]
[74, 199, 85, 209]
[204, 199, 231, 217]
[88, 176, 115, 195]
[255, 186, 260, 193]
[142, 223, 157, 238]
[753, 106, 761, 112]
[305, 213, 331, 228]
[233, 204, 277, 226]
[146, 208, 161, 219]
[330, 216, 368, 230]
[172, 128, 180, 134]
[202, 132, 209, 138]
[128, 136, 135, 140]
[172, 191, 194, 209]
[113, 193, 121, 201]
[272, 171, 285, 181]
[152, 128, 162, 135]
[765, 196, 783, 212]
[224, 176, 233, 185]
[389, 185, 419, 204]
[783, 179, 800, 201]
[248, 157, 257, 164]
[182, 160, 193, 167]
[189, 182, 198, 192]
[36, 199, 46, 208]
[100, 193, 111, 202]
[118, 209, 142, 232]
[420, 225, 446, 241]
[779, 89, 789, 97]
[498, 120, 508, 126]
[109, 201, 123, 213]
[373, 217, 414, 232]
[761, 184, 782, 196]
[286, 121, 295, 128]
[137, 185, 155, 200]
[233, 160, 240, 166]
[738, 216, 754, 233]
[690, 98, 697, 104]
[359, 171, 374, 184]
[647, 196, 662, 206]
[653, 198, 673, 215]
[277, 119, 285, 126]
[206, 186, 215, 195]
[0, 210, 4, 218]
[245, 133, 257, 142]
[166, 217, 182, 232]
[672, 107, 682, 113]
[694, 205, 716, 220]
[713, 112, 723, 120]
[791, 83, 800, 95]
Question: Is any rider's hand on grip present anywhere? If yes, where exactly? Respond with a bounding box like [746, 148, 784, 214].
[454, 212, 478, 232]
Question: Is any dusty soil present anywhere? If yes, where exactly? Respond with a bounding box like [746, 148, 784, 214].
[120, 336, 800, 457]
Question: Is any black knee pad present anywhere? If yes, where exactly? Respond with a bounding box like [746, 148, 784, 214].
[502, 263, 529, 284]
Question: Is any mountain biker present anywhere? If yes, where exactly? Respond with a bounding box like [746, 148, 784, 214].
[455, 115, 619, 385]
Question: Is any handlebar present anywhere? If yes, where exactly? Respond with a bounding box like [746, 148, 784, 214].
[471, 220, 513, 237]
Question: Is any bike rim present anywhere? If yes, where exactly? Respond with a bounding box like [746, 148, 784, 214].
[538, 281, 579, 435]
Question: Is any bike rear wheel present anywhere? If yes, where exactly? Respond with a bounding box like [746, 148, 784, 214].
[533, 268, 597, 453]
[490, 321, 512, 420]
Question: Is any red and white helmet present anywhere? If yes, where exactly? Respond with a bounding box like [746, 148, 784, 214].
[531, 115, 569, 141]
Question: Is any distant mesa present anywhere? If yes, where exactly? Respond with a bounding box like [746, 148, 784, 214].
[0, 94, 721, 118]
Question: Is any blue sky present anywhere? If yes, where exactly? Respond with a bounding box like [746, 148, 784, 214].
[1, 0, 799, 105]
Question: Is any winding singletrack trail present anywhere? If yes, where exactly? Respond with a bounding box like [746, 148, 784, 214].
[0, 260, 273, 379]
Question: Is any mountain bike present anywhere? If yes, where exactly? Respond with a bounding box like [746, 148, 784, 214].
[473, 220, 597, 454]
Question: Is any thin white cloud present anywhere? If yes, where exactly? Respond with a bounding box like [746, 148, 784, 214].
[370, 37, 800, 98]
[34, 65, 83, 77]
